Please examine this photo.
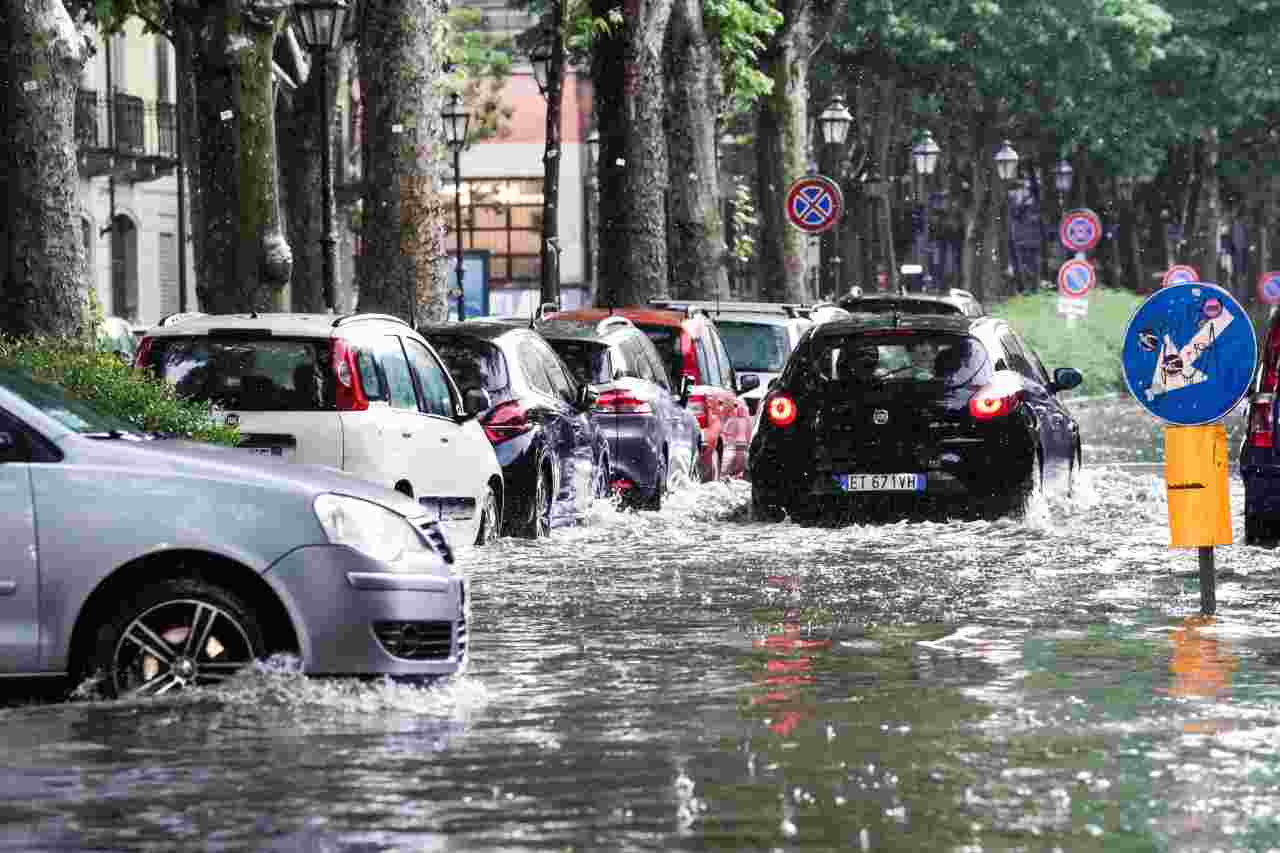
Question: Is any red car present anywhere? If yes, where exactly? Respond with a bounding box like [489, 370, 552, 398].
[553, 308, 758, 481]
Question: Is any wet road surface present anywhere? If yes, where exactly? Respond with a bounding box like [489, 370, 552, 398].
[3, 396, 1279, 852]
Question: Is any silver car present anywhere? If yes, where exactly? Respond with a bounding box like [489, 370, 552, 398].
[0, 367, 468, 698]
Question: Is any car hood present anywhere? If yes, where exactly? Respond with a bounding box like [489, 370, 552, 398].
[58, 434, 425, 517]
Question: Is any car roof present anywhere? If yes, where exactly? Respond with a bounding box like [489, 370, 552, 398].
[533, 318, 634, 344]
[706, 311, 800, 327]
[141, 312, 412, 339]
[647, 299, 806, 318]
[839, 292, 982, 316]
[811, 312, 985, 338]
[419, 320, 527, 342]
[552, 307, 691, 329]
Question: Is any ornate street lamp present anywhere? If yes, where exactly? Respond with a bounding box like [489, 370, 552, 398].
[292, 0, 349, 312]
[911, 130, 942, 292]
[817, 96, 853, 148]
[816, 96, 855, 298]
[442, 92, 470, 320]
[994, 140, 1019, 182]
[530, 35, 564, 310]
[1054, 159, 1074, 193]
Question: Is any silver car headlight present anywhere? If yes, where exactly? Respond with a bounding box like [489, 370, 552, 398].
[314, 494, 429, 565]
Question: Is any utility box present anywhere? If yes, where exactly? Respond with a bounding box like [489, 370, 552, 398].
[1165, 424, 1232, 547]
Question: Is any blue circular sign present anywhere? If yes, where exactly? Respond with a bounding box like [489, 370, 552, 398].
[1058, 258, 1094, 297]
[1121, 282, 1257, 426]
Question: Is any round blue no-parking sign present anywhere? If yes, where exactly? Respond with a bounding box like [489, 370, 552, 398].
[1121, 282, 1257, 426]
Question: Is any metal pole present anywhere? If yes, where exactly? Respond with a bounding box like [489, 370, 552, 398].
[539, 2, 565, 310]
[319, 48, 337, 312]
[1199, 546, 1216, 615]
[453, 145, 464, 321]
[174, 28, 188, 313]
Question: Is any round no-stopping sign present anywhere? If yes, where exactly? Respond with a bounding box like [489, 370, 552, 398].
[1162, 264, 1199, 288]
[1060, 208, 1102, 253]
[785, 175, 844, 234]
[1057, 257, 1095, 298]
[1259, 271, 1280, 305]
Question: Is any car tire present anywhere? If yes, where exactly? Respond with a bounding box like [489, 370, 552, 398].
[1245, 513, 1280, 546]
[592, 454, 611, 500]
[518, 467, 553, 538]
[701, 445, 722, 483]
[89, 577, 265, 699]
[752, 484, 786, 523]
[474, 482, 501, 545]
[638, 454, 667, 511]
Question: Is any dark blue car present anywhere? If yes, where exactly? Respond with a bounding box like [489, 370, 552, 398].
[1240, 310, 1280, 544]
[423, 322, 608, 538]
[536, 317, 701, 510]
[750, 314, 1082, 522]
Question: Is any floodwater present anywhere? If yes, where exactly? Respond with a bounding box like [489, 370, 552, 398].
[4, 396, 1280, 852]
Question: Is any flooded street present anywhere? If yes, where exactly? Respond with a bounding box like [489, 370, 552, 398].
[5, 396, 1280, 852]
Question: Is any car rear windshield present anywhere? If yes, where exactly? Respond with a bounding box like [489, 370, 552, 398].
[144, 337, 336, 411]
[635, 324, 683, 384]
[800, 333, 991, 390]
[716, 320, 790, 372]
[548, 339, 611, 385]
[425, 336, 510, 394]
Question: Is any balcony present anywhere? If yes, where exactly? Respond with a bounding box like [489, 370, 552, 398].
[75, 89, 179, 182]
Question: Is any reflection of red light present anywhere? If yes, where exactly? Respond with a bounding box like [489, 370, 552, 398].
[770, 711, 804, 736]
[762, 675, 813, 687]
[767, 658, 812, 673]
[757, 636, 831, 652]
[765, 575, 801, 590]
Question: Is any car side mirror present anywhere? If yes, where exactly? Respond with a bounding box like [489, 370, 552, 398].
[767, 377, 778, 391]
[1050, 367, 1083, 393]
[461, 387, 491, 418]
[737, 374, 760, 394]
[576, 384, 598, 411]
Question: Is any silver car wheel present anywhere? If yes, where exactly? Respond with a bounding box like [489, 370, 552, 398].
[112, 597, 257, 697]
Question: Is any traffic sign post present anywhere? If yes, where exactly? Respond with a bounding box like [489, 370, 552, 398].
[1162, 264, 1199, 288]
[1121, 282, 1258, 615]
[1060, 208, 1102, 253]
[784, 175, 844, 235]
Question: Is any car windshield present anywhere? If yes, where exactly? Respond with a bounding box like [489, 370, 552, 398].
[801, 333, 991, 390]
[716, 320, 790, 372]
[634, 324, 683, 384]
[548, 340, 611, 385]
[0, 366, 139, 434]
[426, 336, 510, 394]
[143, 337, 336, 411]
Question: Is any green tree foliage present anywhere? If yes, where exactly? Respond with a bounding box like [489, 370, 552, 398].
[704, 0, 781, 113]
[445, 6, 514, 143]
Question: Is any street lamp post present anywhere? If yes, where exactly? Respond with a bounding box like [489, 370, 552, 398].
[585, 128, 600, 305]
[994, 139, 1019, 294]
[817, 96, 853, 299]
[530, 21, 564, 311]
[292, 0, 349, 312]
[442, 93, 470, 321]
[911, 130, 941, 292]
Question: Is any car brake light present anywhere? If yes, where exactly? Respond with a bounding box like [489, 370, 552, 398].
[968, 376, 1024, 420]
[482, 400, 534, 444]
[687, 394, 708, 428]
[1249, 393, 1275, 449]
[331, 339, 369, 411]
[766, 393, 797, 427]
[1261, 322, 1280, 394]
[133, 336, 153, 370]
[593, 389, 652, 414]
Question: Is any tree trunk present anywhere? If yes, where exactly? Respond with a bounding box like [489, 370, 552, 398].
[663, 0, 727, 300]
[753, 1, 820, 304]
[189, 0, 293, 313]
[1199, 128, 1223, 291]
[2, 0, 87, 336]
[278, 45, 328, 313]
[357, 0, 451, 323]
[592, 0, 674, 308]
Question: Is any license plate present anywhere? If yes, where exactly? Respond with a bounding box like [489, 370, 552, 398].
[244, 446, 292, 461]
[833, 473, 925, 492]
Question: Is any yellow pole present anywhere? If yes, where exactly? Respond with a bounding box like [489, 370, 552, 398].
[1165, 424, 1231, 615]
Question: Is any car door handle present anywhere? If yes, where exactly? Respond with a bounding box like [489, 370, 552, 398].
[401, 431, 415, 438]
[440, 436, 450, 444]
[0, 581, 16, 596]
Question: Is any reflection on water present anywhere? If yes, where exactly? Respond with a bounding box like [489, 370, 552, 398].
[2, 397, 1280, 851]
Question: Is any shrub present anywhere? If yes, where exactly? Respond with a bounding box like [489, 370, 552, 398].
[0, 337, 239, 446]
[988, 287, 1144, 398]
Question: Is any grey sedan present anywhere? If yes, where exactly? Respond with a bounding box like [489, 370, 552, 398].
[0, 367, 468, 698]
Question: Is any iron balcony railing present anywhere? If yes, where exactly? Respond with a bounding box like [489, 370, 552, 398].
[75, 89, 178, 162]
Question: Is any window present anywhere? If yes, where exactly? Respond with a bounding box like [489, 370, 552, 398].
[637, 336, 671, 389]
[444, 179, 544, 288]
[354, 347, 386, 402]
[518, 339, 554, 395]
[531, 338, 577, 405]
[426, 335, 510, 396]
[717, 321, 790, 372]
[548, 339, 611, 385]
[637, 324, 685, 386]
[999, 333, 1039, 382]
[374, 336, 419, 411]
[144, 337, 336, 411]
[403, 338, 455, 417]
[622, 337, 656, 383]
[709, 327, 736, 388]
[695, 337, 720, 387]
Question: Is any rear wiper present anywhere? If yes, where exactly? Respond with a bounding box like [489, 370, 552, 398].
[83, 429, 148, 441]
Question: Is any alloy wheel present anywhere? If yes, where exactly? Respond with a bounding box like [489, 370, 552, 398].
[112, 598, 256, 697]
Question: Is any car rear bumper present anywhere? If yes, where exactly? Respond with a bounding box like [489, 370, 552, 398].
[264, 545, 466, 678]
[601, 413, 662, 491]
[1242, 462, 1280, 516]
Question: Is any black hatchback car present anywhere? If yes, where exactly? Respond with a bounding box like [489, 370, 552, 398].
[749, 314, 1082, 522]
[422, 322, 608, 538]
[535, 316, 701, 509]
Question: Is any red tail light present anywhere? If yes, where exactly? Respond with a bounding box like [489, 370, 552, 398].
[1261, 322, 1280, 394]
[968, 376, 1024, 420]
[765, 393, 797, 427]
[133, 335, 153, 370]
[593, 389, 652, 414]
[1249, 393, 1275, 449]
[686, 394, 708, 428]
[331, 339, 370, 411]
[482, 400, 533, 444]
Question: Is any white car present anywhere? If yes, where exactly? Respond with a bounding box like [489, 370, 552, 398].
[136, 313, 504, 545]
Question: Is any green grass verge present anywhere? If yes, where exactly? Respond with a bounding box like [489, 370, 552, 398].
[0, 337, 239, 446]
[988, 287, 1145, 398]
